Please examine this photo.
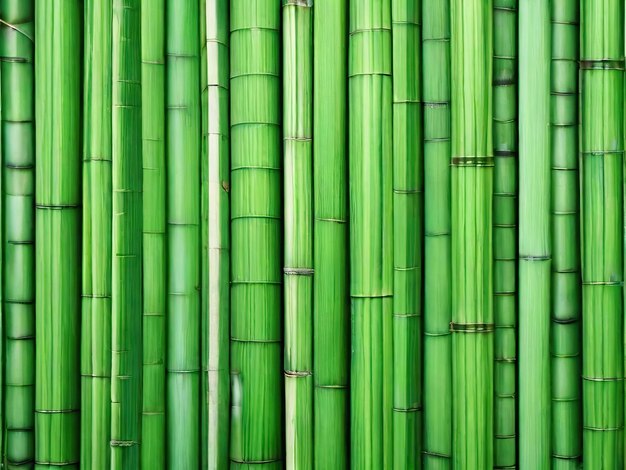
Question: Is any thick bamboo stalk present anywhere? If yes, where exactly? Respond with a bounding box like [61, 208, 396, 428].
[283, 0, 313, 468]
[34, 1, 82, 468]
[81, 1, 112, 467]
[349, 1, 394, 468]
[450, 1, 493, 468]
[312, 0, 349, 468]
[229, 1, 283, 467]
[421, 0, 452, 467]
[391, 0, 422, 468]
[550, 1, 581, 469]
[580, 1, 624, 467]
[0, 1, 35, 467]
[140, 1, 166, 468]
[518, 1, 551, 467]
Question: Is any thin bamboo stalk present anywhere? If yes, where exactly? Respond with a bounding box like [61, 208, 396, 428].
[229, 1, 283, 467]
[349, 1, 394, 468]
[550, 1, 581, 469]
[422, 0, 452, 467]
[580, 1, 624, 467]
[312, 0, 349, 468]
[81, 1, 112, 467]
[35, 1, 82, 468]
[1, 1, 35, 467]
[140, 1, 166, 468]
[450, 1, 493, 468]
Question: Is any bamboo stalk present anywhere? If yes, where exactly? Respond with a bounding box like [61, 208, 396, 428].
[422, 0, 452, 467]
[349, 1, 394, 468]
[580, 1, 624, 467]
[35, 1, 82, 468]
[0, 1, 35, 467]
[312, 1, 349, 468]
[450, 1, 493, 467]
[81, 1, 112, 467]
[140, 1, 166, 468]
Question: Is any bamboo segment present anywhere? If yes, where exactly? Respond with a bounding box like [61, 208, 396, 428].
[580, 1, 625, 467]
[391, 0, 422, 468]
[34, 1, 81, 468]
[551, 1, 581, 469]
[312, 1, 349, 468]
[229, 1, 283, 467]
[140, 1, 166, 468]
[81, 1, 112, 467]
[422, 0, 452, 467]
[166, 1, 202, 467]
[518, 1, 551, 468]
[349, 1, 394, 468]
[1, 1, 35, 467]
[283, 1, 313, 468]
[450, 1, 493, 468]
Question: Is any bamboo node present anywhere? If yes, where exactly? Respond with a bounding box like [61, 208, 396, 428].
[284, 370, 312, 378]
[449, 322, 494, 333]
[451, 156, 494, 167]
[110, 440, 138, 447]
[579, 58, 625, 70]
[283, 267, 314, 276]
[582, 376, 624, 382]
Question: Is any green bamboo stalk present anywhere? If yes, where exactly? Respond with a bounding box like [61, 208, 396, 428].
[166, 0, 202, 467]
[551, 1, 581, 468]
[450, 1, 493, 468]
[422, 0, 452, 467]
[518, 1, 551, 467]
[81, 1, 112, 467]
[283, 1, 313, 468]
[349, 1, 394, 468]
[35, 1, 81, 468]
[391, 0, 421, 468]
[0, 1, 35, 468]
[229, 0, 283, 467]
[140, 0, 166, 468]
[312, 0, 349, 468]
[580, 1, 624, 467]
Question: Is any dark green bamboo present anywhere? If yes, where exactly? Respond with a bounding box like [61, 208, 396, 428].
[580, 1, 624, 467]
[349, 1, 393, 468]
[140, 0, 166, 468]
[229, 1, 283, 467]
[35, 1, 81, 468]
[391, 0, 421, 468]
[81, 1, 112, 467]
[422, 0, 452, 467]
[551, 1, 581, 469]
[1, 1, 35, 468]
[450, 1, 493, 468]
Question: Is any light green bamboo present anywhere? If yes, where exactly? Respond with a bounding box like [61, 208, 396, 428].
[140, 1, 166, 468]
[1, 1, 35, 468]
[450, 1, 493, 468]
[422, 0, 452, 467]
[580, 1, 624, 467]
[229, 1, 283, 467]
[551, 1, 581, 469]
[35, 1, 81, 468]
[166, 0, 202, 467]
[81, 1, 112, 468]
[349, 1, 394, 468]
[312, 1, 349, 468]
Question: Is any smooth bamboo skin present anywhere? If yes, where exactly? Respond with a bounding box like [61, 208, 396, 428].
[166, 1, 202, 468]
[229, 0, 283, 467]
[551, 1, 581, 469]
[450, 1, 493, 468]
[283, 1, 313, 468]
[581, 1, 625, 467]
[140, 1, 166, 468]
[422, 1, 452, 468]
[518, 1, 551, 468]
[349, 1, 394, 468]
[35, 1, 81, 468]
[81, 1, 112, 468]
[1, 1, 35, 467]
